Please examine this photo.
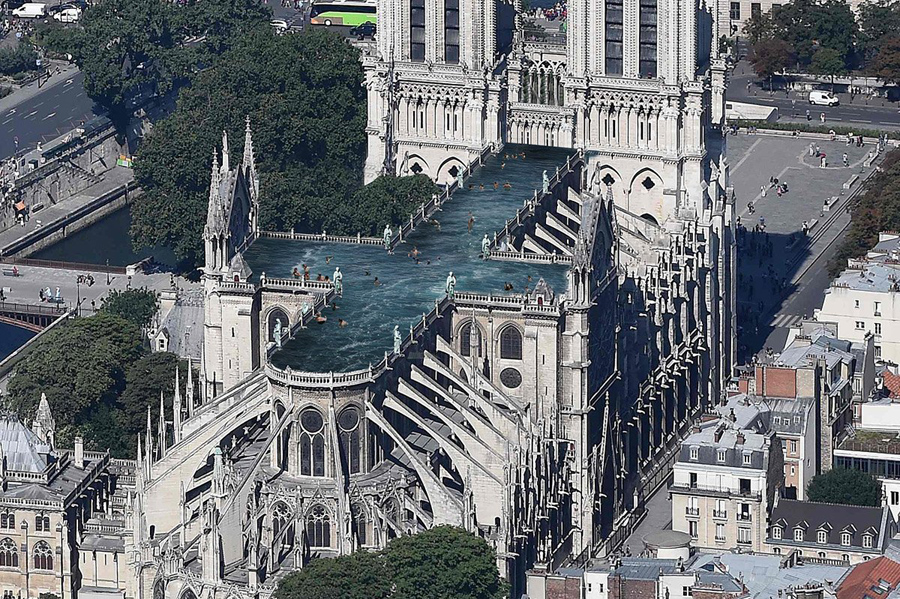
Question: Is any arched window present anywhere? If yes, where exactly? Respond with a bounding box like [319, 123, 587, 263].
[299, 409, 326, 477]
[460, 323, 482, 357]
[35, 514, 50, 532]
[338, 407, 362, 474]
[0, 513, 14, 530]
[499, 326, 523, 360]
[272, 502, 290, 539]
[306, 505, 331, 548]
[32, 541, 52, 570]
[153, 579, 167, 599]
[180, 590, 198, 599]
[353, 504, 368, 546]
[0, 538, 17, 568]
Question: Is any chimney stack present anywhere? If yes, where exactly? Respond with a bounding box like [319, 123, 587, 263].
[736, 432, 745, 445]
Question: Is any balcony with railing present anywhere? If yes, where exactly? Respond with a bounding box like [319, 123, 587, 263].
[712, 510, 727, 519]
[737, 512, 752, 522]
[670, 481, 762, 501]
[685, 506, 700, 516]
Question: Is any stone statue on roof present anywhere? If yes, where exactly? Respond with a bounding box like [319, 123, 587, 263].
[393, 325, 401, 354]
[457, 170, 465, 188]
[273, 318, 283, 349]
[333, 267, 343, 295]
[383, 225, 392, 248]
[445, 271, 457, 299]
[542, 170, 550, 195]
[481, 234, 490, 257]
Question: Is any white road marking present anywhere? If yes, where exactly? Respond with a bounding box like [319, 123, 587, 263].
[42, 112, 57, 120]
[6, 109, 15, 116]
[1, 118, 11, 125]
[64, 79, 73, 86]
[729, 138, 764, 175]
[24, 110, 38, 118]
[771, 314, 802, 328]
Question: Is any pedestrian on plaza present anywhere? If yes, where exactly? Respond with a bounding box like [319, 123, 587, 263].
[820, 155, 827, 168]
[808, 142, 815, 157]
[820, 112, 826, 123]
[830, 130, 836, 141]
[847, 132, 853, 145]
[815, 144, 820, 156]
[843, 153, 849, 167]
[760, 184, 767, 197]
[806, 109, 811, 121]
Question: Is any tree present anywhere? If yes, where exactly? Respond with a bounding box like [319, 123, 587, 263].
[870, 37, 900, 85]
[385, 526, 508, 599]
[118, 352, 191, 451]
[47, 0, 270, 126]
[275, 551, 391, 599]
[810, 47, 848, 91]
[807, 468, 883, 506]
[0, 45, 38, 76]
[829, 149, 900, 276]
[100, 288, 160, 329]
[131, 28, 367, 267]
[751, 38, 795, 91]
[344, 175, 440, 236]
[743, 11, 777, 47]
[5, 313, 145, 448]
[276, 526, 507, 599]
[760, 0, 856, 68]
[858, 0, 900, 63]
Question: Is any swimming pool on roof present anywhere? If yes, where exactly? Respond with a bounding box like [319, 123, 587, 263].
[242, 145, 574, 373]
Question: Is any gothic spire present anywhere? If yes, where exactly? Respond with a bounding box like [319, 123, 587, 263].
[157, 391, 166, 459]
[145, 405, 153, 466]
[205, 148, 224, 237]
[243, 117, 259, 196]
[173, 365, 182, 444]
[221, 129, 230, 173]
[186, 358, 195, 417]
[32, 392, 55, 448]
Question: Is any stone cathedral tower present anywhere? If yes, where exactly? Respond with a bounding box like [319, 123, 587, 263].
[200, 119, 263, 399]
[362, 0, 517, 184]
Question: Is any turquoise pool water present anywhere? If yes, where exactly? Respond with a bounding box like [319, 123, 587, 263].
[243, 145, 573, 372]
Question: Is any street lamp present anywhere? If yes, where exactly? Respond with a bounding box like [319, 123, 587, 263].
[75, 276, 81, 317]
[106, 258, 110, 285]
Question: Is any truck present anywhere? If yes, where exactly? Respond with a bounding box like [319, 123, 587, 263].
[12, 3, 47, 17]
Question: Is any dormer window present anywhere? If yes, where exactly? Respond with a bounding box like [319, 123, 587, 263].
[717, 449, 726, 462]
[690, 447, 699, 461]
[742, 452, 752, 465]
[772, 526, 783, 540]
[794, 528, 804, 542]
[863, 534, 874, 549]
[841, 532, 851, 546]
[818, 531, 827, 544]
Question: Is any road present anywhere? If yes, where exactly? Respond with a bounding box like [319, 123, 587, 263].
[728, 65, 900, 130]
[0, 70, 98, 160]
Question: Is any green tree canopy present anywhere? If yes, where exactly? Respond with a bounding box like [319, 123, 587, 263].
[131, 27, 367, 267]
[858, 0, 900, 62]
[5, 313, 144, 448]
[45, 0, 270, 124]
[809, 47, 848, 90]
[119, 352, 193, 447]
[276, 526, 507, 599]
[345, 175, 440, 236]
[807, 467, 883, 506]
[829, 149, 900, 276]
[100, 288, 160, 328]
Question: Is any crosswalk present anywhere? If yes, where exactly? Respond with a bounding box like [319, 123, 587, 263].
[770, 313, 803, 328]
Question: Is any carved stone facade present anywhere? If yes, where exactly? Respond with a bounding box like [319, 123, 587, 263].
[120, 0, 736, 596]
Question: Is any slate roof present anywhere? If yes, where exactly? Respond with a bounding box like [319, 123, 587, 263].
[836, 557, 900, 599]
[0, 415, 49, 473]
[769, 499, 891, 552]
[157, 288, 204, 361]
[691, 553, 849, 599]
[678, 417, 769, 470]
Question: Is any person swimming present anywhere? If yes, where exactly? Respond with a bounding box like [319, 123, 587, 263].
[374, 277, 381, 286]
[338, 319, 348, 327]
[315, 312, 327, 324]
[503, 182, 511, 190]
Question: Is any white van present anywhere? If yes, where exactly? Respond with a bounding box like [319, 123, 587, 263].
[12, 3, 47, 17]
[53, 6, 81, 21]
[808, 90, 840, 106]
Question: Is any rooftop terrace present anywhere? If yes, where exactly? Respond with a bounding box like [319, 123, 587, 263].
[243, 145, 573, 373]
[838, 428, 900, 455]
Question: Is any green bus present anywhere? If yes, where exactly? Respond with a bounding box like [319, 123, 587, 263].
[309, 0, 376, 26]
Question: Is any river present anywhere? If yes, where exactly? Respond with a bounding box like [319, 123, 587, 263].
[32, 204, 178, 267]
[0, 322, 36, 361]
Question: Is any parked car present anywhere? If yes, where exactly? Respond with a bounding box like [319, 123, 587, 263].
[350, 21, 376, 39]
[11, 2, 46, 17]
[271, 18, 289, 32]
[808, 90, 840, 106]
[52, 6, 81, 21]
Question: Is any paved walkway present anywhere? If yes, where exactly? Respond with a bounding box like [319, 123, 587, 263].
[0, 166, 135, 255]
[622, 474, 673, 556]
[1, 263, 187, 316]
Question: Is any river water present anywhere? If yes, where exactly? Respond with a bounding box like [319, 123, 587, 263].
[2, 204, 175, 359]
[32, 205, 177, 267]
[0, 322, 35, 361]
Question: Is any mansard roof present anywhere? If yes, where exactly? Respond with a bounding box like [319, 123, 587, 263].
[0, 414, 50, 473]
[770, 499, 891, 551]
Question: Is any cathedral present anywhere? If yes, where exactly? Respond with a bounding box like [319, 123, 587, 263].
[120, 0, 737, 595]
